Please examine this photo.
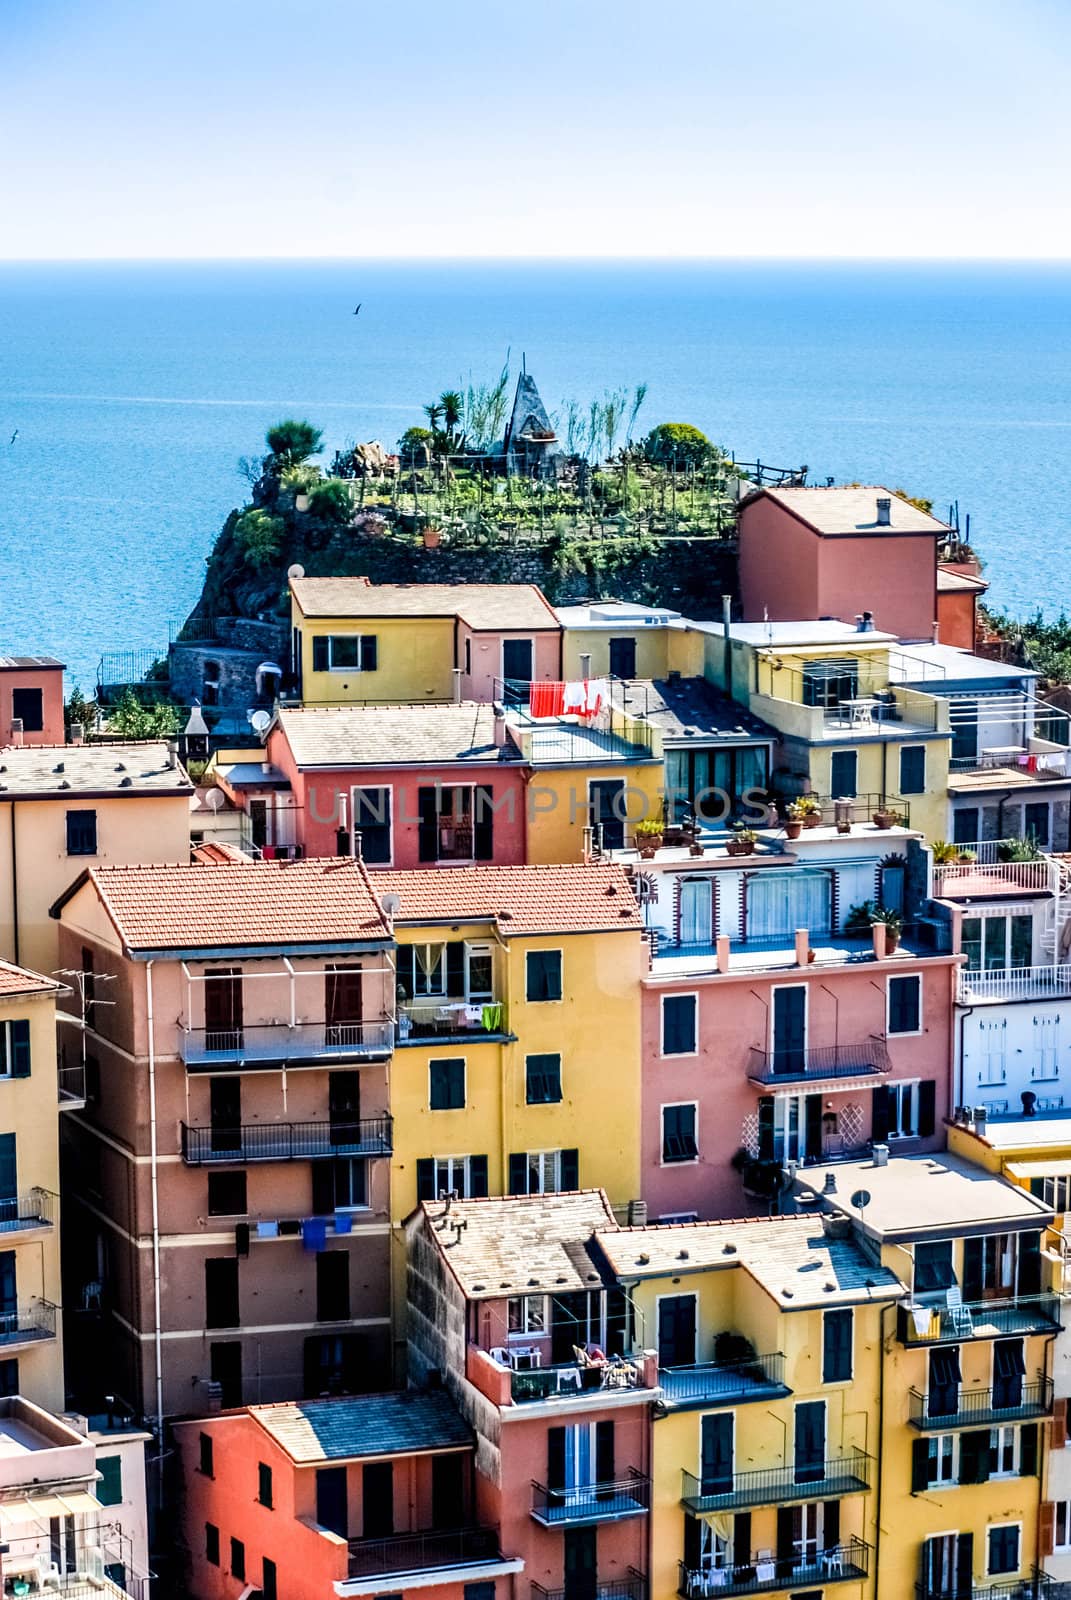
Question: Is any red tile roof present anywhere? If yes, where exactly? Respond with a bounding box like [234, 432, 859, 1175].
[377, 863, 642, 935]
[72, 858, 391, 954]
[0, 962, 60, 998]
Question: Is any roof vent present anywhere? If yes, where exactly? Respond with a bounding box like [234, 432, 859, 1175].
[677, 1248, 689, 1261]
[53, 762, 64, 774]
[115, 763, 126, 773]
[721, 1243, 736, 1255]
[876, 496, 892, 526]
[59, 780, 70, 790]
[119, 776, 133, 787]
[637, 1252, 650, 1265]
[823, 1172, 837, 1194]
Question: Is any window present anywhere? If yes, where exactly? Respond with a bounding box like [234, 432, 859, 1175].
[1033, 1016, 1060, 1081]
[207, 1172, 247, 1217]
[888, 974, 922, 1035]
[1025, 802, 1050, 846]
[0, 1360, 18, 1399]
[822, 1309, 853, 1382]
[900, 745, 926, 795]
[916, 1432, 958, 1487]
[1056, 1501, 1071, 1552]
[417, 784, 494, 863]
[262, 1557, 278, 1600]
[988, 1424, 1023, 1478]
[526, 951, 562, 1002]
[962, 913, 1034, 973]
[1038, 1173, 1071, 1211]
[205, 1524, 220, 1567]
[464, 1585, 495, 1600]
[914, 1239, 955, 1294]
[258, 1461, 273, 1507]
[978, 1018, 1007, 1085]
[953, 807, 979, 846]
[429, 1058, 465, 1111]
[313, 635, 377, 672]
[416, 1155, 488, 1201]
[609, 638, 637, 679]
[885, 1079, 934, 1140]
[829, 750, 857, 798]
[316, 1251, 350, 1321]
[96, 1456, 122, 1506]
[65, 810, 97, 856]
[204, 1258, 239, 1329]
[662, 1103, 698, 1163]
[352, 787, 392, 865]
[988, 1524, 1020, 1576]
[230, 1539, 245, 1581]
[0, 1021, 31, 1079]
[508, 1296, 547, 1336]
[313, 1157, 368, 1212]
[198, 1433, 213, 1477]
[508, 1149, 578, 1194]
[11, 688, 43, 733]
[526, 1053, 562, 1105]
[662, 993, 698, 1056]
[802, 661, 857, 709]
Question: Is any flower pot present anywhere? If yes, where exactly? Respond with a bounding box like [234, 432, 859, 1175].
[689, 842, 705, 857]
[725, 839, 748, 857]
[873, 812, 893, 829]
[423, 527, 442, 549]
[638, 844, 656, 859]
[803, 812, 821, 828]
[885, 932, 900, 953]
[784, 820, 803, 840]
[837, 821, 852, 834]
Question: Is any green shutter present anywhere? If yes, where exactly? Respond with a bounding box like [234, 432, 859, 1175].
[312, 637, 329, 672]
[469, 1156, 488, 1198]
[560, 1149, 579, 1190]
[416, 1160, 435, 1201]
[96, 1455, 122, 1507]
[10, 1023, 30, 1079]
[911, 1438, 930, 1493]
[508, 1154, 527, 1194]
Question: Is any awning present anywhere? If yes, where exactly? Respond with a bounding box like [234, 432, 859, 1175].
[1006, 1159, 1071, 1181]
[767, 1075, 883, 1100]
[0, 1490, 104, 1534]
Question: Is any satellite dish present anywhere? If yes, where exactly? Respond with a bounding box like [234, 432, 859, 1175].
[203, 788, 227, 812]
[287, 563, 305, 580]
[850, 1189, 871, 1212]
[249, 710, 272, 734]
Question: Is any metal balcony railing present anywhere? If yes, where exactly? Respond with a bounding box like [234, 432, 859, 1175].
[909, 1375, 1053, 1430]
[179, 1019, 393, 1069]
[511, 1359, 644, 1404]
[347, 1527, 503, 1579]
[0, 1189, 54, 1232]
[679, 1539, 871, 1598]
[915, 1572, 1053, 1600]
[181, 1117, 393, 1164]
[681, 1449, 872, 1513]
[747, 1038, 890, 1086]
[531, 1470, 650, 1527]
[397, 997, 507, 1042]
[897, 1295, 1062, 1345]
[957, 965, 1071, 1003]
[0, 1299, 57, 1346]
[659, 1353, 788, 1408]
[57, 1062, 87, 1106]
[933, 859, 1051, 895]
[535, 1569, 647, 1600]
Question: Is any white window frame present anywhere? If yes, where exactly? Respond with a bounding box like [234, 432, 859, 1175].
[0, 1021, 27, 1080]
[661, 992, 699, 1058]
[507, 1293, 547, 1338]
[1033, 1014, 1060, 1082]
[772, 1094, 806, 1165]
[525, 1150, 566, 1194]
[661, 1100, 699, 1166]
[1042, 1173, 1071, 1212]
[986, 1521, 1022, 1578]
[887, 973, 923, 1037]
[988, 1424, 1022, 1480]
[888, 1079, 919, 1140]
[978, 1018, 1008, 1086]
[1055, 1500, 1071, 1551]
[428, 1155, 479, 1199]
[465, 944, 494, 1002]
[434, 784, 477, 864]
[321, 634, 376, 671]
[926, 1432, 959, 1485]
[331, 1156, 369, 1212]
[350, 785, 393, 865]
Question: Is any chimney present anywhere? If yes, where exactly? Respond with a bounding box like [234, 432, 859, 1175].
[716, 934, 731, 975]
[69, 723, 84, 746]
[493, 709, 508, 748]
[452, 668, 462, 703]
[794, 928, 810, 967]
[856, 612, 874, 633]
[579, 652, 592, 681]
[872, 922, 887, 961]
[875, 496, 891, 527]
[9, 719, 22, 748]
[167, 741, 179, 770]
[722, 594, 733, 696]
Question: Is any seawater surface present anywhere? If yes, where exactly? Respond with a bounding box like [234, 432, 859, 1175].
[0, 259, 1069, 687]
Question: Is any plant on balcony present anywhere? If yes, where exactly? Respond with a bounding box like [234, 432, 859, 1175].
[635, 816, 664, 857]
[713, 1329, 756, 1366]
[996, 836, 1042, 862]
[784, 800, 806, 840]
[726, 825, 758, 858]
[796, 794, 822, 828]
[844, 899, 878, 934]
[730, 1146, 788, 1203]
[872, 806, 895, 829]
[871, 906, 903, 952]
[931, 839, 960, 863]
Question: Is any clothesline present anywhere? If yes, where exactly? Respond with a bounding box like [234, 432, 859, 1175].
[528, 679, 608, 719]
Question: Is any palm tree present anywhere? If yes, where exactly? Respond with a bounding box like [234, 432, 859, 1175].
[424, 401, 443, 432]
[439, 391, 463, 438]
[265, 419, 323, 468]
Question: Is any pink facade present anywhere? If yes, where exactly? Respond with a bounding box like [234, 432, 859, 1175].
[0, 660, 64, 746]
[738, 492, 940, 641]
[641, 954, 958, 1221]
[457, 622, 562, 702]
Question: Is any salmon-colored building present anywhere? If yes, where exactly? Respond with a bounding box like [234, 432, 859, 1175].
[738, 486, 950, 642]
[176, 1390, 522, 1600]
[936, 561, 988, 650]
[0, 656, 65, 747]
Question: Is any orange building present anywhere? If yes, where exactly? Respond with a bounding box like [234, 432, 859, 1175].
[0, 656, 65, 746]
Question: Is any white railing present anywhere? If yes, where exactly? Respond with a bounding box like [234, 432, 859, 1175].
[944, 840, 1020, 864]
[933, 859, 1052, 895]
[958, 964, 1071, 1002]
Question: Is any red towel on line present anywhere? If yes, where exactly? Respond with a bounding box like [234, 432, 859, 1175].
[529, 681, 566, 718]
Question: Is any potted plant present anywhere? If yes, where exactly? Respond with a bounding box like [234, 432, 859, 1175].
[931, 840, 959, 864]
[844, 899, 878, 935]
[726, 827, 758, 857]
[797, 795, 822, 829]
[635, 816, 664, 858]
[957, 848, 977, 864]
[422, 524, 442, 549]
[872, 906, 903, 953]
[784, 800, 805, 840]
[872, 806, 895, 829]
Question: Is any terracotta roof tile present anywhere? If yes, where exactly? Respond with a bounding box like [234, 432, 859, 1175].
[80, 858, 391, 954]
[290, 579, 559, 630]
[378, 863, 642, 935]
[0, 962, 60, 998]
[749, 485, 949, 537]
[276, 703, 515, 768]
[421, 1191, 619, 1298]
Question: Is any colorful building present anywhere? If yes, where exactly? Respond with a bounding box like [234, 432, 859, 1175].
[556, 602, 704, 683]
[0, 655, 66, 746]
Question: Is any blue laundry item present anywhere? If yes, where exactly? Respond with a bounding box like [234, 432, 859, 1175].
[302, 1217, 327, 1252]
[256, 1220, 279, 1239]
[334, 1211, 353, 1235]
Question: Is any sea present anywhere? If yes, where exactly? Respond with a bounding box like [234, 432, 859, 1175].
[0, 258, 1069, 690]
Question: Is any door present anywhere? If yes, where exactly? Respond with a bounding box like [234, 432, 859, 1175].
[993, 1338, 1025, 1409]
[502, 639, 534, 692]
[0, 1252, 16, 1326]
[432, 1452, 465, 1530]
[921, 1532, 972, 1599]
[609, 638, 637, 679]
[793, 1402, 825, 1485]
[0, 1135, 16, 1223]
[928, 1346, 962, 1419]
[210, 1077, 242, 1154]
[701, 1414, 734, 1495]
[658, 1295, 697, 1368]
[248, 800, 268, 850]
[209, 1341, 242, 1408]
[316, 1467, 348, 1539]
[551, 1292, 593, 1364]
[362, 1461, 393, 1538]
[772, 988, 807, 1076]
[563, 1528, 597, 1600]
[329, 1071, 361, 1147]
[590, 780, 626, 851]
[679, 879, 714, 946]
[326, 967, 363, 1047]
[204, 969, 243, 1051]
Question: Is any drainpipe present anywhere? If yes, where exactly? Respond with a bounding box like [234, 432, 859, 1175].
[875, 1301, 889, 1596]
[722, 595, 733, 698]
[8, 804, 18, 966]
[144, 960, 165, 1487]
[957, 1002, 974, 1117]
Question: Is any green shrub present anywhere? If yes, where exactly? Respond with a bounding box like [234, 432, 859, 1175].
[234, 509, 285, 569]
[643, 422, 714, 468]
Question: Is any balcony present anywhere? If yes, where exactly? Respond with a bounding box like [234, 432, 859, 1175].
[681, 1449, 872, 1513]
[746, 1039, 890, 1087]
[511, 1359, 646, 1404]
[897, 1295, 1062, 1345]
[957, 964, 1071, 1004]
[679, 1539, 871, 1598]
[909, 1375, 1053, 1430]
[915, 1573, 1053, 1600]
[179, 1019, 393, 1070]
[0, 1189, 54, 1234]
[932, 860, 1051, 897]
[346, 1527, 508, 1581]
[535, 1571, 647, 1600]
[659, 1353, 788, 1410]
[180, 1117, 393, 1164]
[0, 1299, 57, 1349]
[531, 1470, 650, 1527]
[57, 1062, 86, 1109]
[397, 998, 508, 1044]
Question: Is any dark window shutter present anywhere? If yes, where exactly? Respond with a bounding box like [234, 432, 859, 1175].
[960, 1429, 990, 1484]
[757, 1097, 775, 1161]
[1054, 1398, 1068, 1449]
[446, 943, 466, 995]
[911, 1438, 930, 1492]
[10, 1023, 30, 1079]
[595, 1420, 614, 1484]
[823, 1499, 839, 1547]
[416, 1160, 435, 1202]
[474, 785, 494, 861]
[360, 635, 377, 671]
[418, 788, 438, 862]
[547, 1427, 566, 1490]
[1021, 1422, 1038, 1477]
[560, 1149, 579, 1190]
[733, 1512, 751, 1566]
[956, 1533, 973, 1596]
[917, 1080, 936, 1137]
[871, 1085, 890, 1144]
[1020, 1231, 1042, 1295]
[312, 637, 329, 672]
[1041, 1502, 1056, 1558]
[311, 1163, 335, 1214]
[775, 1506, 794, 1578]
[683, 1514, 702, 1570]
[469, 1156, 488, 1198]
[508, 1154, 527, 1195]
[962, 1236, 984, 1302]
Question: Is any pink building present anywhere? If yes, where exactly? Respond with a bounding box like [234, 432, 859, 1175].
[621, 825, 958, 1219]
[738, 485, 949, 642]
[0, 655, 65, 746]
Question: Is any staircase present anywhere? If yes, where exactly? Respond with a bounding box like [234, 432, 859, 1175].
[1041, 857, 1071, 956]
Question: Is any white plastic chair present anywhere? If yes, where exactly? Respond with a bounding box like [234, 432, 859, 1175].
[946, 1285, 974, 1336]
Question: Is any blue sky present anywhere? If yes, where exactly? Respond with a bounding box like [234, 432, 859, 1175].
[1, 0, 1068, 258]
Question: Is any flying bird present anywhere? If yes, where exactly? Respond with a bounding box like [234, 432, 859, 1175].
[8, 429, 16, 445]
[353, 304, 361, 316]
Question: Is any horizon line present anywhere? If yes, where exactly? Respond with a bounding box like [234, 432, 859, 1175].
[2, 253, 1071, 267]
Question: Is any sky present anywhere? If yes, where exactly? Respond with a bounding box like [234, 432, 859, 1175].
[1, 0, 1069, 260]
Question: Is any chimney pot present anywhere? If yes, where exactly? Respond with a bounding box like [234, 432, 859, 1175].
[876, 496, 891, 526]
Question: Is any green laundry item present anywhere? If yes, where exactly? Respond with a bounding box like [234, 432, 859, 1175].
[482, 1003, 504, 1032]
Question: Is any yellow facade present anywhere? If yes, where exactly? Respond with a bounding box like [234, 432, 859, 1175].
[562, 623, 704, 683]
[294, 606, 457, 705]
[524, 759, 666, 862]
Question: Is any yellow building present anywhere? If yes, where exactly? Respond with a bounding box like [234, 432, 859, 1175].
[0, 741, 193, 974]
[0, 961, 71, 1413]
[796, 1152, 1059, 1600]
[557, 600, 705, 682]
[289, 576, 562, 705]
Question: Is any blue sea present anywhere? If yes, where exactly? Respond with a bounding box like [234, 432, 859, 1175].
[0, 259, 1069, 690]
